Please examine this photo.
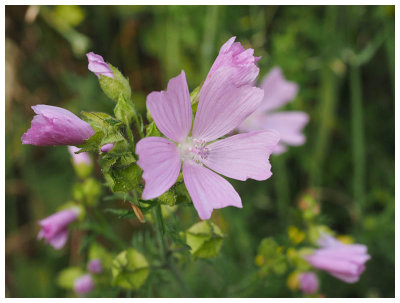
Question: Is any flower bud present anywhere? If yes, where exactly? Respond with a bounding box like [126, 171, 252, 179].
[22, 105, 94, 146]
[298, 272, 319, 294]
[68, 146, 93, 179]
[304, 234, 370, 283]
[86, 52, 114, 79]
[87, 258, 103, 274]
[37, 207, 80, 249]
[73, 274, 94, 295]
[101, 143, 114, 153]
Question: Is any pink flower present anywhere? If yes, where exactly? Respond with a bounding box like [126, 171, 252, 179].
[238, 67, 309, 154]
[68, 146, 92, 165]
[37, 208, 80, 249]
[21, 105, 95, 146]
[206, 36, 260, 87]
[298, 272, 319, 294]
[86, 52, 114, 79]
[136, 69, 279, 220]
[87, 259, 103, 274]
[304, 234, 371, 283]
[73, 274, 94, 295]
[100, 143, 115, 153]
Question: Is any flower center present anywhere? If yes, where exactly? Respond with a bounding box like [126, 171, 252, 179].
[178, 137, 209, 163]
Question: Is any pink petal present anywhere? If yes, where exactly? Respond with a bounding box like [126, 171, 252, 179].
[257, 111, 309, 146]
[272, 144, 287, 155]
[202, 130, 280, 181]
[182, 162, 242, 220]
[193, 67, 264, 142]
[136, 137, 181, 199]
[258, 67, 299, 113]
[146, 71, 192, 143]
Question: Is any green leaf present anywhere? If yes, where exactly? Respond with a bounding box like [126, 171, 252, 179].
[104, 208, 137, 219]
[57, 267, 84, 289]
[111, 248, 149, 290]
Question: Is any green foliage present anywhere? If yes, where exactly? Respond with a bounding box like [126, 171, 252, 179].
[111, 248, 149, 290]
[185, 221, 224, 258]
[57, 267, 85, 290]
[255, 238, 287, 276]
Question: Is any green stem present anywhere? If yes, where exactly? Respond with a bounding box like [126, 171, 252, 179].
[152, 204, 167, 262]
[151, 203, 191, 297]
[350, 65, 364, 220]
[131, 101, 144, 138]
[125, 122, 136, 155]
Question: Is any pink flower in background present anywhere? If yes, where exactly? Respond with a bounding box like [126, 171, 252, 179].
[87, 259, 103, 274]
[298, 272, 319, 294]
[206, 36, 260, 87]
[37, 208, 80, 249]
[238, 67, 309, 154]
[68, 146, 92, 166]
[86, 52, 114, 79]
[73, 274, 94, 295]
[21, 105, 95, 146]
[136, 68, 279, 220]
[100, 143, 115, 153]
[304, 234, 371, 283]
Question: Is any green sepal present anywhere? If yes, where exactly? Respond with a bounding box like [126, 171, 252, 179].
[57, 267, 85, 289]
[111, 248, 149, 290]
[99, 65, 131, 102]
[77, 132, 103, 153]
[81, 112, 121, 132]
[114, 94, 136, 125]
[185, 221, 224, 258]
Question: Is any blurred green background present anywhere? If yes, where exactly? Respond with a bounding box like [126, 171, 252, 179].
[5, 5, 394, 298]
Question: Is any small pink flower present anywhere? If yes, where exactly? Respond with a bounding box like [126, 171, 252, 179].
[238, 67, 309, 154]
[37, 208, 80, 249]
[100, 143, 115, 153]
[86, 52, 114, 79]
[21, 105, 95, 146]
[304, 234, 371, 283]
[73, 274, 94, 295]
[87, 259, 102, 274]
[298, 272, 319, 294]
[206, 36, 260, 87]
[68, 146, 92, 165]
[136, 68, 279, 220]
